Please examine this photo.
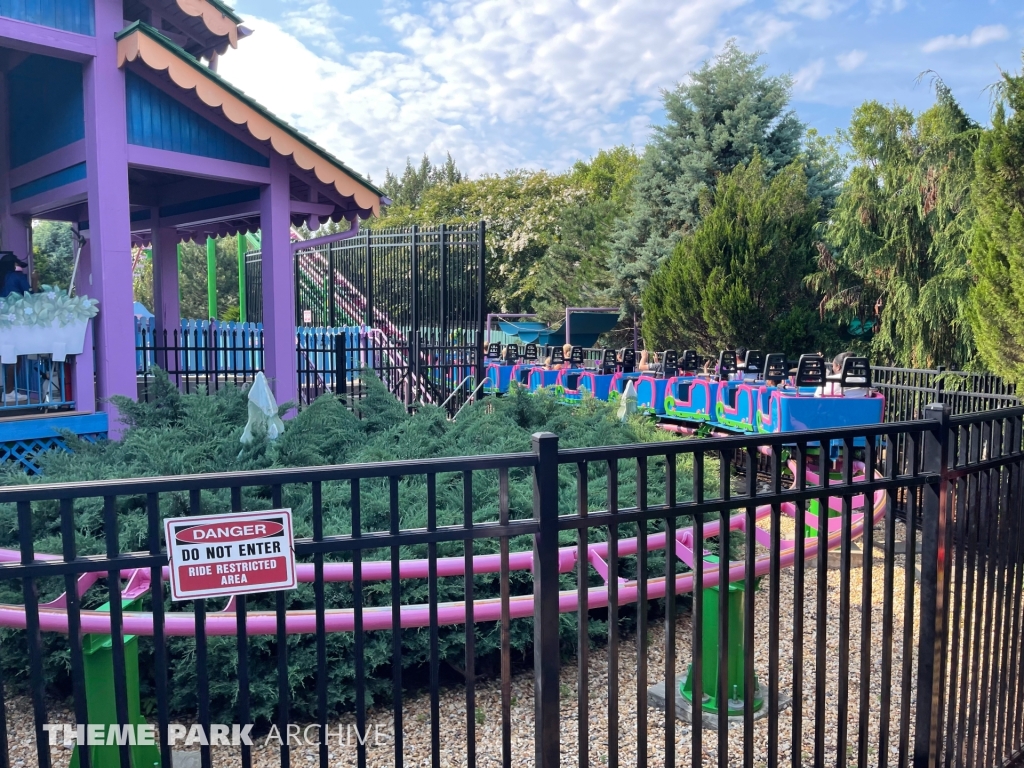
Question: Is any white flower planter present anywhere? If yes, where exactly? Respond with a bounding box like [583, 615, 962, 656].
[0, 317, 90, 363]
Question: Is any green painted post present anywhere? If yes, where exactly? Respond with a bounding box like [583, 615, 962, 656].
[206, 236, 217, 320]
[681, 564, 764, 716]
[69, 597, 161, 768]
[237, 232, 247, 323]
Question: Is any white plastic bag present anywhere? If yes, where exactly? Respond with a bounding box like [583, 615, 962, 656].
[617, 379, 638, 422]
[241, 372, 286, 444]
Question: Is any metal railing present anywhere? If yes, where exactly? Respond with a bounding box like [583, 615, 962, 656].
[0, 406, 1020, 767]
[0, 356, 74, 413]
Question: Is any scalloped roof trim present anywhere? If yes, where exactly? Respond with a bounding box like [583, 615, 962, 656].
[176, 0, 239, 47]
[117, 27, 381, 216]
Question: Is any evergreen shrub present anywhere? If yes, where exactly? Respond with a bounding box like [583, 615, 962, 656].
[0, 372, 712, 724]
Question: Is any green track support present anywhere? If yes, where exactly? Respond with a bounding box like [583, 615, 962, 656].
[681, 567, 764, 716]
[70, 597, 161, 768]
[237, 232, 247, 323]
[207, 236, 217, 320]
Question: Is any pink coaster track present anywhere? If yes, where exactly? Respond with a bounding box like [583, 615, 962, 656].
[0, 464, 884, 637]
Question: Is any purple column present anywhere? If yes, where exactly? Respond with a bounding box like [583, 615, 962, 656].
[152, 223, 180, 338]
[0, 71, 29, 263]
[82, 0, 136, 436]
[71, 237, 96, 412]
[260, 154, 297, 410]
[152, 222, 179, 373]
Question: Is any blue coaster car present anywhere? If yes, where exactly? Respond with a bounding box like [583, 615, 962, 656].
[662, 350, 736, 422]
[756, 355, 884, 436]
[528, 368, 562, 391]
[485, 363, 515, 394]
[636, 375, 671, 415]
[577, 370, 613, 400]
[663, 376, 719, 421]
[484, 342, 540, 393]
[711, 350, 784, 433]
[575, 349, 640, 402]
[554, 369, 587, 403]
[715, 382, 761, 432]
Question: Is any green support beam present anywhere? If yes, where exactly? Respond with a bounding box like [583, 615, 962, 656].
[681, 566, 764, 716]
[237, 232, 247, 324]
[207, 236, 217, 320]
[70, 596, 161, 768]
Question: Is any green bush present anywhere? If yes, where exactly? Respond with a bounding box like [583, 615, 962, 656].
[0, 374, 713, 725]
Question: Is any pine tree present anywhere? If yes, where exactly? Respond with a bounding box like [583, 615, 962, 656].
[609, 41, 804, 319]
[381, 152, 463, 210]
[969, 66, 1024, 384]
[812, 83, 979, 369]
[641, 156, 821, 356]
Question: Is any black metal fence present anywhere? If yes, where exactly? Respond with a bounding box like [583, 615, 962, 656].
[0, 405, 1021, 767]
[246, 225, 486, 348]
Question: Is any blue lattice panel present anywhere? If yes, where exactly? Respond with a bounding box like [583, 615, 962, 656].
[0, 413, 108, 475]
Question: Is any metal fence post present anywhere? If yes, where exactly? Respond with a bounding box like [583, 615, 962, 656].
[532, 432, 560, 768]
[335, 332, 347, 398]
[914, 402, 952, 768]
[364, 229, 373, 327]
[476, 221, 486, 388]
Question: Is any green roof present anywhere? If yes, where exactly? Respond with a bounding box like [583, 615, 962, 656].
[204, 0, 242, 25]
[117, 21, 385, 201]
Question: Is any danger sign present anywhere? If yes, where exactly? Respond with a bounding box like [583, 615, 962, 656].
[164, 509, 297, 601]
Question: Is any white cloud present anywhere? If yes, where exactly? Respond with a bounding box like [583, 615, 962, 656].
[793, 58, 826, 93]
[279, 1, 350, 57]
[776, 0, 848, 20]
[745, 13, 795, 48]
[836, 49, 867, 71]
[219, 0, 750, 180]
[868, 0, 905, 12]
[922, 24, 1010, 53]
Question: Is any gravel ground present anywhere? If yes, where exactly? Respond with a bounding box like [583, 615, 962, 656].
[4, 518, 922, 768]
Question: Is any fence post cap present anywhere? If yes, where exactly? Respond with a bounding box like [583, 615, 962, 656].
[532, 431, 558, 447]
[924, 402, 951, 427]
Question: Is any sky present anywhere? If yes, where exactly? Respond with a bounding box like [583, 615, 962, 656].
[216, 0, 1024, 184]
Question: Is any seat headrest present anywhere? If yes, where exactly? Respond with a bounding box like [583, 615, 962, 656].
[718, 350, 738, 377]
[504, 344, 520, 364]
[795, 354, 826, 387]
[523, 343, 538, 361]
[764, 353, 788, 379]
[839, 356, 872, 388]
[569, 346, 585, 366]
[486, 343, 502, 360]
[676, 350, 697, 373]
[742, 350, 764, 375]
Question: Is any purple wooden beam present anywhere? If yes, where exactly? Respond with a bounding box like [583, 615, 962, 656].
[82, 0, 136, 429]
[8, 140, 86, 188]
[289, 199, 337, 218]
[71, 234, 96, 412]
[292, 219, 360, 252]
[130, 199, 261, 232]
[152, 218, 180, 357]
[0, 16, 97, 61]
[126, 144, 271, 185]
[9, 180, 88, 217]
[0, 69, 29, 262]
[260, 153, 297, 411]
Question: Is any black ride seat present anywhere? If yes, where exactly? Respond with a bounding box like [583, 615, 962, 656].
[764, 353, 788, 381]
[795, 354, 826, 391]
[718, 350, 738, 379]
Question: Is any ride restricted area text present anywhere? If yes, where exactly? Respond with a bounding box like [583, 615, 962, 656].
[164, 510, 297, 601]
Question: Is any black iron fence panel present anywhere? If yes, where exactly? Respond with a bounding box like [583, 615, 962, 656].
[246, 224, 486, 371]
[0, 410, 1020, 767]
